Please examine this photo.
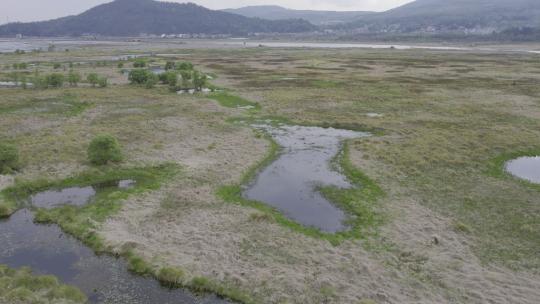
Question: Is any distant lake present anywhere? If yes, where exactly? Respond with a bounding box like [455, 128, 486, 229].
[0, 39, 123, 53]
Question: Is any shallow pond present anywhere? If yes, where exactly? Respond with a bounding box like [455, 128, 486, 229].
[243, 125, 369, 232]
[151, 67, 166, 75]
[0, 182, 228, 304]
[505, 156, 540, 184]
[30, 180, 136, 209]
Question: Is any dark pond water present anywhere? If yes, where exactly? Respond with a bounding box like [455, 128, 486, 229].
[243, 125, 369, 233]
[151, 67, 166, 75]
[30, 180, 136, 209]
[0, 182, 228, 304]
[505, 156, 540, 184]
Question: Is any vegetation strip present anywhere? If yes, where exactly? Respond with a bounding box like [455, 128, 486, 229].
[207, 92, 261, 111]
[0, 264, 87, 304]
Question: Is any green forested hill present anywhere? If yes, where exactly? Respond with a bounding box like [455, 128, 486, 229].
[0, 0, 315, 37]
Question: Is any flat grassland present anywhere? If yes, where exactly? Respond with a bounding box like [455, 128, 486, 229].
[1, 43, 539, 303]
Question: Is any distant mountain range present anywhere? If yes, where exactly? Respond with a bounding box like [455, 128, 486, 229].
[223, 5, 374, 26]
[0, 0, 314, 37]
[0, 0, 539, 39]
[342, 0, 540, 34]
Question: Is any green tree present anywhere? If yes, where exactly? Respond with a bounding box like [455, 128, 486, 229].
[0, 143, 19, 174]
[68, 71, 81, 86]
[159, 71, 178, 86]
[192, 71, 207, 91]
[20, 75, 27, 89]
[180, 70, 192, 89]
[144, 73, 158, 89]
[53, 63, 61, 69]
[45, 73, 64, 88]
[165, 61, 176, 70]
[98, 77, 108, 88]
[87, 73, 99, 87]
[133, 59, 147, 68]
[117, 62, 124, 68]
[87, 134, 123, 165]
[128, 69, 152, 85]
[176, 62, 193, 71]
[33, 75, 48, 90]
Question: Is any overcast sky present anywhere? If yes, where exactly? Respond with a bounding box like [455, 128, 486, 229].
[1, 0, 414, 24]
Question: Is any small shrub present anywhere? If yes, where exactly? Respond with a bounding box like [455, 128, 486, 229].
[127, 255, 151, 275]
[32, 75, 47, 90]
[454, 221, 472, 234]
[67, 71, 81, 86]
[133, 58, 147, 68]
[249, 212, 273, 222]
[179, 70, 193, 89]
[0, 204, 11, 217]
[45, 285, 87, 302]
[86, 73, 99, 87]
[53, 63, 61, 69]
[0, 143, 19, 174]
[157, 267, 184, 287]
[45, 73, 64, 88]
[128, 69, 152, 85]
[5, 287, 33, 301]
[165, 61, 176, 70]
[176, 61, 193, 71]
[117, 62, 124, 68]
[192, 71, 207, 91]
[159, 71, 178, 85]
[191, 277, 212, 293]
[87, 134, 122, 165]
[144, 73, 158, 89]
[97, 77, 108, 88]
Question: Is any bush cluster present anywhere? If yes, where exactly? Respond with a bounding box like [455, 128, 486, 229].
[0, 143, 19, 174]
[87, 134, 123, 165]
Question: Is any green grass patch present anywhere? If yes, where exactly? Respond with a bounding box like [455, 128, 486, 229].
[0, 198, 17, 218]
[121, 249, 255, 303]
[228, 116, 384, 135]
[0, 264, 87, 304]
[319, 142, 385, 238]
[0, 93, 92, 116]
[207, 92, 261, 111]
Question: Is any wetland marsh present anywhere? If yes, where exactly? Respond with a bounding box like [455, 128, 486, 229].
[0, 39, 539, 304]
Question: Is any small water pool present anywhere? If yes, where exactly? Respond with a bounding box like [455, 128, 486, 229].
[243, 124, 369, 233]
[505, 156, 540, 184]
[0, 180, 228, 304]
